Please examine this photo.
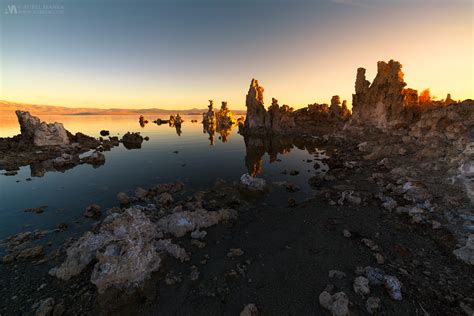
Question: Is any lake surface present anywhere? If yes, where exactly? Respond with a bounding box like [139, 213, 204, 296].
[0, 114, 322, 250]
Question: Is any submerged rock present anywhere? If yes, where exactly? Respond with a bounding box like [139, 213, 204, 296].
[84, 204, 101, 218]
[81, 151, 105, 166]
[240, 173, 266, 191]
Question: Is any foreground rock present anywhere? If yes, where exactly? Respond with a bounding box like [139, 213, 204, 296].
[51, 200, 238, 293]
[51, 208, 161, 293]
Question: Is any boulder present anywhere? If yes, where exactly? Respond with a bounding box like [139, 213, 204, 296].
[51, 208, 163, 293]
[16, 111, 70, 147]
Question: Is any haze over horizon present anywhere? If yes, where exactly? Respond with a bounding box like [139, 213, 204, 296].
[1, 0, 472, 110]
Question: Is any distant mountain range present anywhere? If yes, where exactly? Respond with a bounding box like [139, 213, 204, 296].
[0, 100, 246, 116]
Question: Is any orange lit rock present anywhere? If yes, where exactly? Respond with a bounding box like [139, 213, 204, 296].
[351, 60, 407, 129]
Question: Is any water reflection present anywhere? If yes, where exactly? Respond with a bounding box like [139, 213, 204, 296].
[202, 122, 234, 145]
[139, 115, 148, 128]
[243, 135, 325, 177]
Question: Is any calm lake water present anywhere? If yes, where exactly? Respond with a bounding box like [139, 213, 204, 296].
[0, 114, 321, 249]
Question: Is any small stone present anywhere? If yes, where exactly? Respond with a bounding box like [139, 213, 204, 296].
[165, 271, 182, 285]
[157, 192, 174, 206]
[318, 291, 333, 310]
[17, 245, 44, 259]
[342, 229, 351, 238]
[2, 254, 15, 264]
[240, 303, 258, 316]
[189, 265, 200, 281]
[34, 297, 54, 316]
[134, 187, 148, 199]
[56, 223, 68, 231]
[375, 253, 385, 264]
[331, 292, 350, 316]
[191, 239, 206, 248]
[353, 276, 370, 296]
[328, 270, 346, 279]
[366, 297, 381, 314]
[190, 229, 207, 240]
[25, 205, 47, 214]
[53, 302, 65, 316]
[227, 248, 244, 258]
[117, 192, 129, 206]
[384, 275, 403, 300]
[288, 197, 297, 207]
[84, 204, 101, 218]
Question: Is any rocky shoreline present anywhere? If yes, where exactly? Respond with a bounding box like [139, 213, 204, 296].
[0, 59, 473, 315]
[0, 111, 148, 177]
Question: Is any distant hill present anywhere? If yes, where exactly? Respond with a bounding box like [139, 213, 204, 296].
[0, 100, 246, 116]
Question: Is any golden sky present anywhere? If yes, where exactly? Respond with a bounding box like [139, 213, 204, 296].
[1, 0, 472, 110]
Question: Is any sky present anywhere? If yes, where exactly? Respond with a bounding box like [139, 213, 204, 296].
[0, 0, 472, 110]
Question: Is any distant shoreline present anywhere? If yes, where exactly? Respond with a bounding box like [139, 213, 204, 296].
[0, 100, 247, 116]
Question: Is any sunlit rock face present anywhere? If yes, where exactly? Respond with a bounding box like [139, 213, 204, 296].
[351, 60, 410, 129]
[244, 79, 266, 130]
[202, 102, 237, 145]
[202, 100, 216, 127]
[169, 114, 183, 127]
[241, 79, 348, 136]
[16, 110, 70, 146]
[216, 101, 237, 128]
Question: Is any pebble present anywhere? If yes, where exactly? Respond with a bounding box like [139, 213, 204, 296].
[227, 248, 244, 258]
[328, 270, 346, 279]
[375, 253, 385, 264]
[366, 297, 381, 314]
[353, 276, 371, 296]
[240, 303, 258, 316]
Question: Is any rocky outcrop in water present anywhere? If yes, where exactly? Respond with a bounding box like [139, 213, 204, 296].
[121, 132, 143, 149]
[0, 111, 122, 175]
[216, 101, 237, 128]
[16, 110, 70, 146]
[169, 114, 183, 127]
[202, 100, 216, 127]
